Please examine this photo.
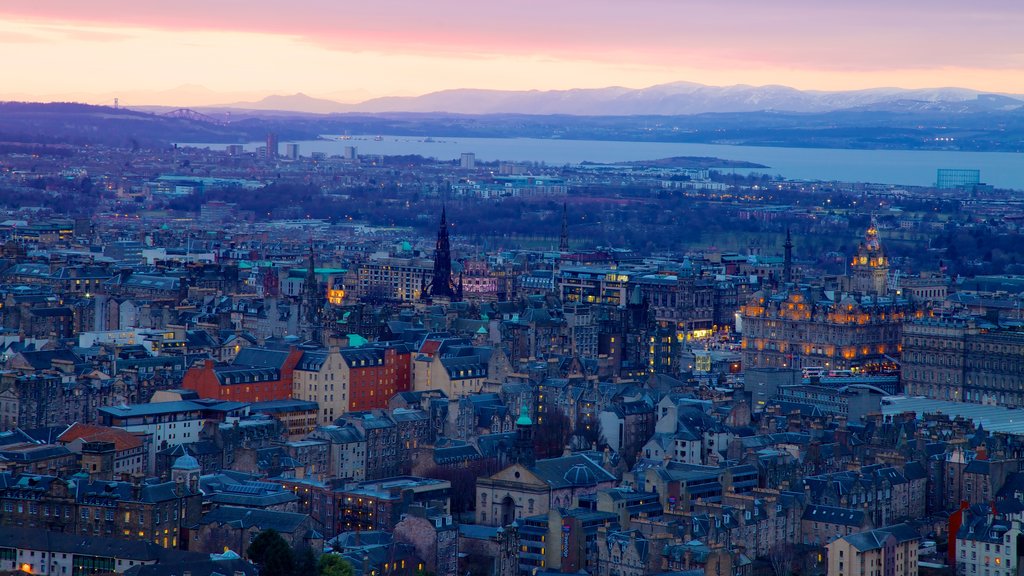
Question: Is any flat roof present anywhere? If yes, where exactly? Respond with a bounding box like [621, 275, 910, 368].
[882, 396, 1024, 435]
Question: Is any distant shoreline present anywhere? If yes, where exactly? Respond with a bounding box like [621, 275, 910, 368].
[599, 156, 768, 169]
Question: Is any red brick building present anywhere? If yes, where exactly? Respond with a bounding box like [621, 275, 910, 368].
[181, 347, 303, 403]
[341, 344, 412, 411]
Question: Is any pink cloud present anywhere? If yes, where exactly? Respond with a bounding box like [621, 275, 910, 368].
[2, 0, 1022, 73]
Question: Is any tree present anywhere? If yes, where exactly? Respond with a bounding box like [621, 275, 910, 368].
[421, 458, 501, 514]
[769, 542, 796, 576]
[533, 405, 573, 459]
[293, 544, 318, 576]
[319, 554, 355, 576]
[247, 529, 295, 576]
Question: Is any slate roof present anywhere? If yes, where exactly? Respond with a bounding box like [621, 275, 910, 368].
[309, 425, 365, 444]
[195, 506, 311, 534]
[844, 523, 919, 551]
[0, 525, 169, 560]
[340, 347, 386, 367]
[14, 348, 83, 371]
[233, 347, 292, 369]
[124, 556, 259, 576]
[802, 504, 865, 526]
[529, 454, 615, 489]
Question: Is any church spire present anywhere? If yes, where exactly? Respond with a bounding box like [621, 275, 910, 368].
[300, 240, 323, 343]
[558, 203, 569, 252]
[429, 206, 455, 299]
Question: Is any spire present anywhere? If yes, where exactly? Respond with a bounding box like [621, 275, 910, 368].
[429, 206, 455, 298]
[516, 401, 533, 427]
[300, 240, 323, 343]
[558, 203, 569, 252]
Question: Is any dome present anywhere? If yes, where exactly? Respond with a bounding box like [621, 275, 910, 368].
[172, 454, 200, 470]
[563, 463, 597, 486]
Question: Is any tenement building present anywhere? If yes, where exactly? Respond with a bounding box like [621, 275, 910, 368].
[902, 317, 1024, 406]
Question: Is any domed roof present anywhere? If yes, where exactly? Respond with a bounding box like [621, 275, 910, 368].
[563, 463, 597, 486]
[172, 454, 200, 470]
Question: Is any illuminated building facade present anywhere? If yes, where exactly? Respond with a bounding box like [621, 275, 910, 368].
[740, 289, 914, 371]
[740, 226, 917, 372]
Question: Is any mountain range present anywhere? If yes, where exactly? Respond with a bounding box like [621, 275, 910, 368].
[209, 82, 1024, 116]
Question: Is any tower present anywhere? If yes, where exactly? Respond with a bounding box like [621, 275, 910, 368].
[428, 207, 456, 299]
[81, 441, 115, 481]
[171, 452, 201, 494]
[849, 221, 890, 296]
[300, 243, 324, 343]
[558, 203, 570, 252]
[511, 401, 535, 467]
[783, 228, 793, 284]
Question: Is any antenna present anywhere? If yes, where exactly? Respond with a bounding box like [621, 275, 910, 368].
[114, 98, 119, 110]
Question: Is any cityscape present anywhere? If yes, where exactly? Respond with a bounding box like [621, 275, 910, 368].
[1, 4, 1024, 576]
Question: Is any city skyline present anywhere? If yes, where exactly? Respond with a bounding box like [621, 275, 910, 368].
[2, 0, 1023, 106]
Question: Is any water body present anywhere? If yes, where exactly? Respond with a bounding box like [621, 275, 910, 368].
[186, 135, 1024, 190]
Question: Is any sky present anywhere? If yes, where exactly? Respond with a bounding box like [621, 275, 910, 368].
[2, 0, 1023, 106]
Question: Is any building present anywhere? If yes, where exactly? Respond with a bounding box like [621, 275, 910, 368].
[328, 476, 451, 535]
[57, 424, 147, 477]
[189, 506, 321, 557]
[740, 227, 918, 372]
[340, 345, 413, 412]
[393, 504, 458, 576]
[740, 288, 912, 372]
[356, 256, 433, 302]
[0, 462, 202, 549]
[460, 153, 475, 170]
[97, 399, 247, 473]
[181, 347, 303, 404]
[801, 504, 870, 546]
[775, 384, 885, 422]
[0, 526, 177, 576]
[825, 523, 919, 576]
[474, 454, 617, 527]
[306, 425, 367, 481]
[248, 399, 320, 439]
[335, 411, 399, 480]
[265, 133, 279, 159]
[954, 505, 1021, 576]
[937, 168, 981, 189]
[901, 319, 1024, 406]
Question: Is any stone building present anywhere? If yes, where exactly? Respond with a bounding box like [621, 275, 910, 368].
[825, 523, 919, 576]
[902, 318, 1024, 406]
[740, 226, 918, 372]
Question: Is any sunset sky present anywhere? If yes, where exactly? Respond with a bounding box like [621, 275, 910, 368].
[2, 0, 1022, 106]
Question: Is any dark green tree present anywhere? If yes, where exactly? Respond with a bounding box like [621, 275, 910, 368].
[319, 554, 355, 576]
[247, 529, 295, 576]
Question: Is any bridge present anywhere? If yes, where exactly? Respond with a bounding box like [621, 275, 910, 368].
[162, 108, 226, 125]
